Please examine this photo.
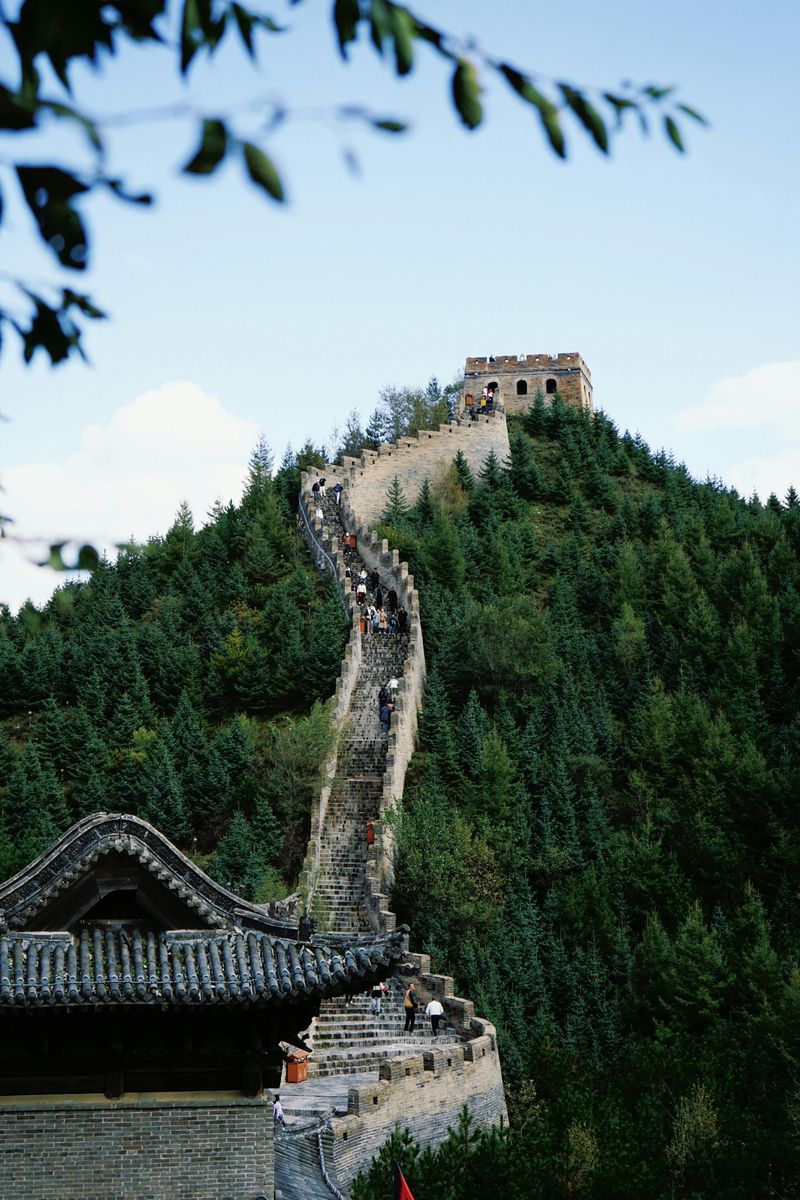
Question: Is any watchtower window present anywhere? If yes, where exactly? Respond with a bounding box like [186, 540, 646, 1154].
[488, 381, 499, 393]
[546, 378, 557, 395]
[516, 380, 528, 396]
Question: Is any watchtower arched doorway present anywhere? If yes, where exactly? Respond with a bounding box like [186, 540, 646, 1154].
[516, 380, 528, 395]
[546, 378, 557, 395]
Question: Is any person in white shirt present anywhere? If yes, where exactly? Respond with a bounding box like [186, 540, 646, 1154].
[425, 998, 444, 1037]
[273, 1095, 286, 1129]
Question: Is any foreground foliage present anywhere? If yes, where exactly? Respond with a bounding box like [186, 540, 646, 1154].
[384, 396, 800, 1197]
[0, 1, 703, 367]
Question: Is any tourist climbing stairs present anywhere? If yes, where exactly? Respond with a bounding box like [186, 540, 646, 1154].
[310, 487, 407, 935]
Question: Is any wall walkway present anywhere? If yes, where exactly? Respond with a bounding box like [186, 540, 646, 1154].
[290, 414, 510, 1198]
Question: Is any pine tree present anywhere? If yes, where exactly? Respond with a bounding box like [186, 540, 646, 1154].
[302, 584, 348, 703]
[417, 671, 460, 791]
[137, 738, 189, 843]
[411, 477, 435, 529]
[419, 512, 466, 592]
[550, 458, 575, 506]
[455, 690, 487, 781]
[337, 409, 367, 459]
[453, 449, 475, 496]
[210, 810, 263, 898]
[364, 407, 388, 450]
[508, 430, 545, 500]
[523, 388, 547, 436]
[242, 434, 275, 512]
[168, 691, 220, 833]
[381, 475, 411, 525]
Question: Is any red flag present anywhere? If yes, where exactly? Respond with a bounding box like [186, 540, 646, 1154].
[394, 1163, 415, 1200]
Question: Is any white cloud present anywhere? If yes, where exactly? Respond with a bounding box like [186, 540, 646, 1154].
[676, 361, 800, 436]
[1, 380, 259, 612]
[724, 446, 800, 505]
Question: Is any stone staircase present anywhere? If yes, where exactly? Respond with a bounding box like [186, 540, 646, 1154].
[311, 488, 408, 936]
[308, 980, 457, 1079]
[279, 474, 499, 1200]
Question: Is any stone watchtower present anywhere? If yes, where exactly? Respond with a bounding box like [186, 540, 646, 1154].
[464, 353, 593, 415]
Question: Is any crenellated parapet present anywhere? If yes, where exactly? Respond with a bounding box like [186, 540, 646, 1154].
[465, 350, 593, 415]
[320, 1017, 506, 1188]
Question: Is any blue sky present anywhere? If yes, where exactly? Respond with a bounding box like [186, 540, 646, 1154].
[2, 0, 799, 607]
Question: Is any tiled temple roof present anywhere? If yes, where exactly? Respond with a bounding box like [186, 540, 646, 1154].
[0, 927, 406, 1008]
[0, 813, 410, 1009]
[0, 813, 299, 935]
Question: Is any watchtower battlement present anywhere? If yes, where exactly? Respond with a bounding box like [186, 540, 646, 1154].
[465, 351, 593, 415]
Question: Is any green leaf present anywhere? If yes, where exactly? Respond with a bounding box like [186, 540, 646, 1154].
[664, 115, 684, 152]
[390, 6, 415, 75]
[16, 165, 90, 270]
[677, 103, 708, 126]
[499, 65, 565, 157]
[559, 84, 609, 153]
[232, 3, 256, 55]
[369, 0, 392, 54]
[184, 118, 228, 175]
[642, 84, 676, 100]
[0, 83, 37, 131]
[180, 0, 203, 73]
[452, 59, 483, 131]
[76, 544, 101, 571]
[334, 0, 360, 58]
[411, 17, 444, 52]
[242, 142, 285, 202]
[11, 0, 115, 89]
[372, 118, 407, 133]
[62, 289, 105, 320]
[43, 543, 68, 571]
[602, 92, 637, 128]
[105, 179, 153, 205]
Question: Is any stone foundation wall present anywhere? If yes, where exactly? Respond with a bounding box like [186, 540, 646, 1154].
[0, 1094, 271, 1200]
[325, 1025, 507, 1188]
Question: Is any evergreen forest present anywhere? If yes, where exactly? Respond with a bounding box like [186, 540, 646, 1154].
[2, 390, 800, 1197]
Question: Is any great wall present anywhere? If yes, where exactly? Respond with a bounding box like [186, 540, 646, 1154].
[277, 412, 508, 1199]
[277, 356, 591, 1199]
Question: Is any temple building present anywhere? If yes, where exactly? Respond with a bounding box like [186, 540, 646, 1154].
[0, 813, 407, 1199]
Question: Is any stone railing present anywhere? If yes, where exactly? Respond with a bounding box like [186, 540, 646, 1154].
[297, 489, 351, 621]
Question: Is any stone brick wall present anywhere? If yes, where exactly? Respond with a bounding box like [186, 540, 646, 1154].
[0, 1095, 272, 1200]
[325, 1024, 507, 1187]
[465, 352, 593, 414]
[338, 412, 511, 530]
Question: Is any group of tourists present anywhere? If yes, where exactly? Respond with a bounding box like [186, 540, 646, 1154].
[311, 477, 344, 522]
[378, 676, 399, 734]
[347, 564, 408, 637]
[368, 981, 446, 1038]
[463, 386, 497, 421]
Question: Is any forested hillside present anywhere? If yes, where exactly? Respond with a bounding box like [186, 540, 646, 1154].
[366, 395, 800, 1198]
[2, 388, 800, 1197]
[0, 439, 347, 894]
